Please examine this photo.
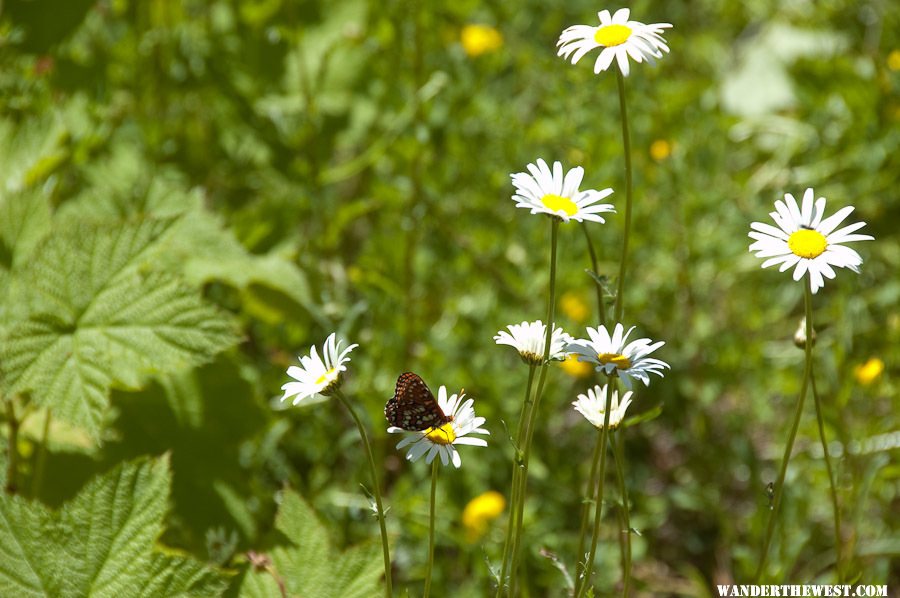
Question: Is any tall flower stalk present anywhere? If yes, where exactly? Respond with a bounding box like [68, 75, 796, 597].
[754, 278, 814, 581]
[334, 389, 393, 597]
[557, 11, 672, 594]
[506, 218, 560, 595]
[810, 371, 843, 581]
[613, 67, 633, 324]
[749, 190, 872, 580]
[280, 334, 392, 597]
[423, 460, 439, 598]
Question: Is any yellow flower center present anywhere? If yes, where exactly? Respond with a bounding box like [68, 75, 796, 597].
[594, 24, 632, 47]
[788, 229, 827, 259]
[426, 422, 456, 444]
[541, 194, 578, 217]
[315, 368, 339, 386]
[597, 352, 631, 369]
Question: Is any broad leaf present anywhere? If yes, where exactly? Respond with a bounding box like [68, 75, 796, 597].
[1, 218, 240, 438]
[0, 458, 227, 598]
[236, 490, 383, 598]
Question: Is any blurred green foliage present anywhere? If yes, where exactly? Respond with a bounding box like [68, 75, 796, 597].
[0, 0, 897, 595]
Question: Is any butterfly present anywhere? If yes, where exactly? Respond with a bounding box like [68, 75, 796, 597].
[385, 372, 453, 431]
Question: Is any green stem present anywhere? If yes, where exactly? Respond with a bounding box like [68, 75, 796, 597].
[581, 222, 607, 327]
[4, 398, 19, 495]
[613, 68, 633, 324]
[31, 409, 51, 497]
[611, 430, 632, 597]
[424, 459, 439, 598]
[573, 423, 605, 596]
[578, 405, 612, 598]
[333, 390, 393, 597]
[810, 370, 843, 581]
[508, 218, 560, 593]
[754, 278, 814, 582]
[496, 365, 536, 596]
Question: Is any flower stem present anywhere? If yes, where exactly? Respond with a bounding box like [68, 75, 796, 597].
[810, 370, 843, 581]
[754, 278, 814, 582]
[611, 430, 632, 597]
[508, 218, 560, 593]
[577, 383, 615, 598]
[613, 68, 633, 324]
[424, 459, 439, 598]
[4, 398, 20, 495]
[574, 423, 605, 596]
[497, 365, 536, 596]
[333, 389, 393, 597]
[581, 222, 607, 327]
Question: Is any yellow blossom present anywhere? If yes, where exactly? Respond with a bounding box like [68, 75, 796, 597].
[650, 139, 671, 161]
[560, 354, 593, 379]
[461, 24, 503, 58]
[560, 291, 590, 324]
[462, 490, 506, 542]
[888, 50, 900, 72]
[854, 358, 884, 385]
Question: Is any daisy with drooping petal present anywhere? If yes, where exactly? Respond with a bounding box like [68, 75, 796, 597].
[280, 333, 358, 405]
[573, 384, 633, 429]
[494, 320, 572, 365]
[557, 8, 673, 77]
[568, 323, 669, 390]
[388, 387, 489, 468]
[748, 188, 874, 294]
[511, 158, 615, 223]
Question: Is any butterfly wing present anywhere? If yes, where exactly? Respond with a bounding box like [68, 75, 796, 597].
[385, 372, 451, 431]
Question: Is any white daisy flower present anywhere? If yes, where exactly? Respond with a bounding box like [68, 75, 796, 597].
[573, 384, 633, 429]
[494, 320, 572, 366]
[511, 158, 614, 223]
[748, 188, 874, 294]
[567, 323, 669, 390]
[280, 333, 358, 405]
[387, 387, 489, 469]
[557, 8, 673, 77]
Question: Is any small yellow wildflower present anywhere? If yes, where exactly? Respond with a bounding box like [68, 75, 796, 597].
[887, 50, 900, 72]
[650, 139, 671, 161]
[560, 291, 590, 324]
[461, 24, 503, 58]
[854, 358, 884, 385]
[560, 354, 593, 379]
[462, 490, 506, 542]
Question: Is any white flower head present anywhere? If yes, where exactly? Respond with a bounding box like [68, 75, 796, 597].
[557, 8, 673, 77]
[511, 158, 614, 223]
[748, 188, 874, 294]
[280, 333, 358, 405]
[494, 320, 572, 366]
[573, 384, 633, 429]
[567, 323, 669, 390]
[387, 387, 489, 469]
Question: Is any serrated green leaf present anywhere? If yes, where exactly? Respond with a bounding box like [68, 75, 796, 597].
[0, 116, 69, 195]
[0, 189, 52, 326]
[0, 458, 227, 598]
[139, 552, 230, 598]
[1, 218, 240, 439]
[236, 490, 382, 598]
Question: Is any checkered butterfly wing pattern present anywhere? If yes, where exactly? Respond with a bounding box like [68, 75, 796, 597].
[385, 372, 452, 431]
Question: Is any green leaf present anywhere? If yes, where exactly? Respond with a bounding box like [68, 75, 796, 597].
[0, 458, 227, 598]
[1, 218, 240, 439]
[237, 490, 382, 598]
[0, 189, 52, 324]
